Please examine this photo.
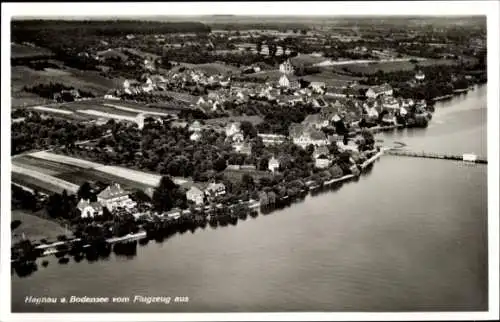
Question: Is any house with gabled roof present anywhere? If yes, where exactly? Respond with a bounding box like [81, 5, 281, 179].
[188, 120, 203, 132]
[225, 122, 242, 137]
[77, 199, 104, 218]
[186, 185, 205, 206]
[289, 123, 328, 148]
[365, 83, 393, 99]
[309, 81, 326, 93]
[302, 113, 329, 129]
[205, 182, 226, 199]
[97, 183, 136, 212]
[268, 156, 280, 173]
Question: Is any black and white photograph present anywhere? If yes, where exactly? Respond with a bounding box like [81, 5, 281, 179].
[1, 1, 499, 321]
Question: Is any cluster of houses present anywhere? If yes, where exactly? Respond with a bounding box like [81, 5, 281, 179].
[78, 47, 158, 72]
[76, 180, 230, 218]
[77, 183, 138, 219]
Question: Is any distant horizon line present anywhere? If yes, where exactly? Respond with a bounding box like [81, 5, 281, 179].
[12, 15, 486, 19]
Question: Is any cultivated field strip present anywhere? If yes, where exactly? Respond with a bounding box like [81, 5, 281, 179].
[103, 103, 170, 117]
[12, 156, 79, 176]
[29, 151, 188, 188]
[11, 164, 79, 194]
[76, 109, 138, 122]
[32, 106, 74, 115]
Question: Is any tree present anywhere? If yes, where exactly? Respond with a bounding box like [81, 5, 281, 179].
[152, 176, 185, 212]
[213, 157, 227, 172]
[240, 121, 257, 138]
[11, 220, 22, 231]
[77, 182, 92, 200]
[241, 174, 255, 191]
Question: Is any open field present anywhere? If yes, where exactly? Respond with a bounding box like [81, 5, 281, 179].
[11, 210, 67, 242]
[191, 63, 240, 75]
[12, 164, 79, 194]
[11, 65, 119, 108]
[77, 109, 138, 122]
[13, 155, 154, 193]
[330, 58, 463, 75]
[241, 70, 283, 81]
[205, 115, 264, 126]
[11, 172, 72, 195]
[58, 101, 138, 117]
[29, 151, 189, 188]
[12, 156, 78, 176]
[303, 72, 360, 87]
[290, 55, 326, 66]
[55, 169, 153, 192]
[102, 103, 171, 117]
[11, 43, 54, 59]
[32, 106, 74, 115]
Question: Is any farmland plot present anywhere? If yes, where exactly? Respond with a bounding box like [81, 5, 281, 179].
[11, 171, 75, 195]
[55, 169, 153, 192]
[103, 103, 170, 117]
[12, 156, 78, 176]
[12, 164, 79, 194]
[76, 109, 138, 122]
[60, 102, 139, 117]
[29, 151, 188, 188]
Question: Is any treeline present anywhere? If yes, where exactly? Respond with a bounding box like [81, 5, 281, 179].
[12, 113, 110, 155]
[24, 82, 95, 100]
[11, 20, 211, 37]
[208, 22, 308, 32]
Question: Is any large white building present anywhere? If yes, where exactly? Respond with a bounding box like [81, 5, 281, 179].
[97, 183, 136, 212]
[186, 186, 205, 205]
[365, 84, 393, 99]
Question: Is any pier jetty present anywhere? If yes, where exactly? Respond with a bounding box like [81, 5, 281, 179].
[385, 150, 487, 164]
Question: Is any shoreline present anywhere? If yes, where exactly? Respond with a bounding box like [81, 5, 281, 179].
[12, 84, 483, 267]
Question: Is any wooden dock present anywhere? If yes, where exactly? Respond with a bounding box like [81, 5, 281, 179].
[385, 150, 487, 164]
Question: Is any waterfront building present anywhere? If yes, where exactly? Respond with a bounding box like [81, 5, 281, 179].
[462, 154, 478, 162]
[315, 155, 332, 169]
[186, 186, 205, 206]
[77, 199, 104, 218]
[97, 183, 136, 212]
[205, 182, 226, 198]
[382, 96, 400, 111]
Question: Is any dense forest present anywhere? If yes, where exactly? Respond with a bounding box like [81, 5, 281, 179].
[11, 112, 110, 155]
[11, 19, 211, 37]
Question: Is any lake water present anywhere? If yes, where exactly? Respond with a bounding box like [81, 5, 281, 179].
[11, 85, 488, 312]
